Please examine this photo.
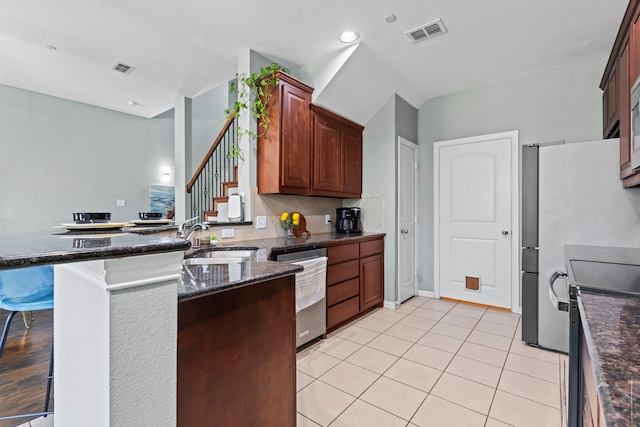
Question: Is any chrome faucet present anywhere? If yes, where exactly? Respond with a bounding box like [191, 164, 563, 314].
[179, 217, 209, 240]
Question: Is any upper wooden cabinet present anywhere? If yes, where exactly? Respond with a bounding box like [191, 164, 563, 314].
[257, 72, 365, 198]
[257, 72, 314, 195]
[311, 105, 364, 198]
[601, 0, 640, 187]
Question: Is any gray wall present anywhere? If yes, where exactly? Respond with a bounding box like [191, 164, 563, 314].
[395, 94, 418, 144]
[362, 95, 396, 301]
[191, 84, 229, 177]
[0, 84, 174, 233]
[360, 94, 418, 303]
[416, 58, 606, 292]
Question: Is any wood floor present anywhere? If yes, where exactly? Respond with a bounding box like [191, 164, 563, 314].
[0, 309, 53, 427]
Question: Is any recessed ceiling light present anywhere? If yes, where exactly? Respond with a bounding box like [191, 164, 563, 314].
[385, 15, 397, 23]
[339, 31, 359, 43]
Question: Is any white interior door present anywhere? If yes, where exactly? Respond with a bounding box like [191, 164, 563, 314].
[398, 137, 418, 303]
[436, 134, 515, 308]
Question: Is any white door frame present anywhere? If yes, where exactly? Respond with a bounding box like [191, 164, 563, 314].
[433, 130, 520, 313]
[397, 136, 418, 303]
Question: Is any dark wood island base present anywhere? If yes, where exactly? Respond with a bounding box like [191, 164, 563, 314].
[177, 275, 296, 427]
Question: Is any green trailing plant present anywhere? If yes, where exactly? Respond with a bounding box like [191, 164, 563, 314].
[224, 63, 287, 160]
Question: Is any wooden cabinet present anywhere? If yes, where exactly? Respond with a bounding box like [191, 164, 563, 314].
[177, 275, 296, 427]
[601, 0, 640, 186]
[311, 105, 364, 198]
[620, 39, 632, 179]
[360, 252, 384, 312]
[602, 62, 618, 139]
[325, 236, 384, 331]
[257, 72, 313, 195]
[257, 73, 365, 198]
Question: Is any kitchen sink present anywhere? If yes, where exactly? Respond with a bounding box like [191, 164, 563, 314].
[183, 249, 256, 266]
[187, 249, 256, 259]
[182, 256, 250, 266]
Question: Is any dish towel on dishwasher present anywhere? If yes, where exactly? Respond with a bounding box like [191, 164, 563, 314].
[292, 256, 327, 313]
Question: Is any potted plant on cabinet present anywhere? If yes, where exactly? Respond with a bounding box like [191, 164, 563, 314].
[224, 63, 286, 160]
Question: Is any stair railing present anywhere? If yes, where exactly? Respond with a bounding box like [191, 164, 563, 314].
[186, 111, 238, 220]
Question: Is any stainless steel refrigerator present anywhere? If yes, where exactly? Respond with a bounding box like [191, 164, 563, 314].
[521, 138, 640, 353]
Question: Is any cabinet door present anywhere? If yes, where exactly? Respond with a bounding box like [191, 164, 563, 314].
[631, 8, 640, 86]
[341, 126, 363, 197]
[312, 112, 342, 192]
[620, 39, 632, 178]
[280, 82, 311, 192]
[360, 253, 384, 311]
[603, 63, 618, 138]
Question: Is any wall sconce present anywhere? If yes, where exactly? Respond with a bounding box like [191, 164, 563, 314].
[161, 167, 171, 182]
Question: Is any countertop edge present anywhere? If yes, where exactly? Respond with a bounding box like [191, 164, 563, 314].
[577, 294, 619, 424]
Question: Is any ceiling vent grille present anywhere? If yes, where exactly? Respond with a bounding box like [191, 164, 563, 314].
[111, 62, 136, 75]
[405, 19, 447, 43]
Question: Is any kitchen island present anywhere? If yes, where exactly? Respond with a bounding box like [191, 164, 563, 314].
[0, 231, 303, 426]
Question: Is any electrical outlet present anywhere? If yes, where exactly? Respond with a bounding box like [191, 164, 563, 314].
[325, 214, 331, 224]
[116, 199, 126, 207]
[221, 228, 234, 238]
[256, 216, 267, 229]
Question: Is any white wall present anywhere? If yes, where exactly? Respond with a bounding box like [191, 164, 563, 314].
[417, 58, 607, 292]
[0, 84, 174, 233]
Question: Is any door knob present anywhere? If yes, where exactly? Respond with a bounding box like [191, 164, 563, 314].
[501, 230, 510, 235]
[401, 229, 409, 234]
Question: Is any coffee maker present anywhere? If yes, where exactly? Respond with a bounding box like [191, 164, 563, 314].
[336, 207, 362, 234]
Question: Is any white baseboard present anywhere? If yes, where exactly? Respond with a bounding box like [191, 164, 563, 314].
[383, 300, 400, 309]
[417, 290, 435, 298]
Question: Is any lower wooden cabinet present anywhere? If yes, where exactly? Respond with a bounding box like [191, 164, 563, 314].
[360, 252, 384, 312]
[326, 235, 385, 331]
[177, 276, 296, 427]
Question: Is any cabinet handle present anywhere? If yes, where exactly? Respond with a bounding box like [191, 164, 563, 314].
[400, 229, 409, 234]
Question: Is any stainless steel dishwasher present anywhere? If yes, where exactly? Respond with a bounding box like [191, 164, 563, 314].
[276, 248, 327, 348]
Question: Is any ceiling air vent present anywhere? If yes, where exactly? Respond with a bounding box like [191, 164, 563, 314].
[111, 62, 136, 75]
[405, 19, 447, 43]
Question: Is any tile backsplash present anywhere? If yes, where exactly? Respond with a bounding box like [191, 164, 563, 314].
[343, 193, 386, 233]
[183, 189, 385, 243]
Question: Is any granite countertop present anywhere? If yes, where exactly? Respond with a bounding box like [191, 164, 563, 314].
[178, 232, 385, 301]
[0, 230, 190, 270]
[179, 256, 304, 301]
[578, 289, 640, 426]
[187, 232, 385, 259]
[1, 230, 384, 301]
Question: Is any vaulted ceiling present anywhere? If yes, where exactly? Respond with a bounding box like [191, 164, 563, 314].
[0, 0, 629, 122]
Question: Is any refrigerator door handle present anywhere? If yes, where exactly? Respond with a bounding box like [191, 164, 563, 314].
[549, 270, 569, 311]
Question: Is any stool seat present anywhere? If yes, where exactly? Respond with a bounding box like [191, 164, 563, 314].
[0, 266, 54, 421]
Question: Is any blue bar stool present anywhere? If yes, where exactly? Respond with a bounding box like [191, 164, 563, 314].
[0, 266, 54, 421]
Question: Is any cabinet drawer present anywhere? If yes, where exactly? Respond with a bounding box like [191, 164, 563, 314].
[327, 243, 359, 265]
[360, 239, 384, 258]
[327, 296, 359, 329]
[327, 277, 359, 306]
[327, 260, 359, 285]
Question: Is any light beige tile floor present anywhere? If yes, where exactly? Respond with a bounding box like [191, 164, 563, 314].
[297, 297, 565, 427]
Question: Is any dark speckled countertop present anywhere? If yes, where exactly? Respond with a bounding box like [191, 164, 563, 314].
[1, 230, 384, 302]
[0, 230, 190, 270]
[578, 290, 640, 426]
[178, 232, 385, 301]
